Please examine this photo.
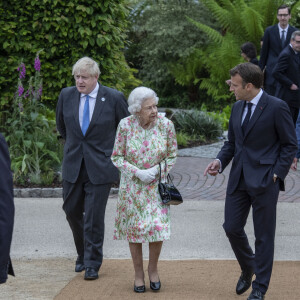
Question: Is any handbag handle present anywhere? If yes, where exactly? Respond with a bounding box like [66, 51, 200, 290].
[159, 161, 174, 185]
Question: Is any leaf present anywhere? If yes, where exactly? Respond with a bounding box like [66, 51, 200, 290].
[23, 140, 32, 147]
[35, 142, 45, 149]
[30, 112, 39, 120]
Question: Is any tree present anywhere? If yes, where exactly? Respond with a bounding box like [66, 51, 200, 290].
[187, 0, 300, 107]
[0, 0, 139, 113]
[126, 0, 216, 107]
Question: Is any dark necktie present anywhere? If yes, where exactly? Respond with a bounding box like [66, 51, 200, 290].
[242, 102, 253, 135]
[81, 95, 90, 135]
[281, 30, 285, 47]
[296, 53, 300, 65]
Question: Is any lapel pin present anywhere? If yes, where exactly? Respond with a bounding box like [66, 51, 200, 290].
[101, 97, 105, 102]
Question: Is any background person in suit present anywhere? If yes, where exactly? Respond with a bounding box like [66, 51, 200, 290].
[273, 31, 300, 171]
[56, 57, 129, 280]
[240, 42, 259, 65]
[259, 4, 297, 96]
[0, 133, 15, 284]
[204, 63, 297, 300]
[272, 30, 300, 125]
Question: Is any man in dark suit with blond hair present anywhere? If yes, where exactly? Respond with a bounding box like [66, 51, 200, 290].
[204, 63, 297, 299]
[56, 57, 129, 280]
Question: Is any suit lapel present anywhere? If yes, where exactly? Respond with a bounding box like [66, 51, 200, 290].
[235, 101, 245, 139]
[274, 26, 282, 48]
[244, 92, 268, 137]
[290, 46, 300, 65]
[72, 89, 81, 132]
[86, 84, 107, 135]
[286, 27, 294, 44]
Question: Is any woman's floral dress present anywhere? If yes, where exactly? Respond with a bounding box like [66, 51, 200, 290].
[111, 114, 177, 243]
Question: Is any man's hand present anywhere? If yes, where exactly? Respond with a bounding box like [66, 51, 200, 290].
[290, 157, 298, 171]
[204, 159, 221, 176]
[290, 84, 298, 91]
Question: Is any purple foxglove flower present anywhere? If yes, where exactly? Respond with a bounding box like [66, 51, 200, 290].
[24, 89, 30, 98]
[18, 85, 24, 97]
[34, 56, 41, 71]
[38, 86, 43, 96]
[17, 63, 26, 79]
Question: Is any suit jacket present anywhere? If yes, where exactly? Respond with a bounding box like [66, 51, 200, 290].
[56, 84, 129, 185]
[259, 24, 297, 86]
[272, 45, 300, 108]
[250, 57, 259, 66]
[0, 133, 14, 283]
[217, 92, 297, 195]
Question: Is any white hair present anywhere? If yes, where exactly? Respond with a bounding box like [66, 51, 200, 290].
[72, 57, 101, 77]
[128, 87, 159, 115]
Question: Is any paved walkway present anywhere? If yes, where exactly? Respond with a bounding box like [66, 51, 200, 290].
[2, 141, 300, 300]
[175, 141, 300, 202]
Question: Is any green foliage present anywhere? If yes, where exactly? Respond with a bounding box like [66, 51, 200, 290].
[126, 0, 216, 106]
[4, 54, 63, 185]
[176, 132, 190, 148]
[0, 0, 139, 112]
[176, 131, 205, 148]
[187, 0, 298, 106]
[173, 110, 223, 141]
[201, 104, 232, 130]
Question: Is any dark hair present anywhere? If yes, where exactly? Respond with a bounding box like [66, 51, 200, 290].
[230, 63, 263, 89]
[277, 4, 291, 14]
[240, 42, 257, 60]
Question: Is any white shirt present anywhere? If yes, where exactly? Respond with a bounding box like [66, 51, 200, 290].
[216, 89, 263, 172]
[79, 82, 99, 128]
[241, 89, 263, 125]
[278, 24, 289, 40]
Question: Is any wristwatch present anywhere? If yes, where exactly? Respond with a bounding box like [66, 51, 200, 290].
[273, 173, 278, 183]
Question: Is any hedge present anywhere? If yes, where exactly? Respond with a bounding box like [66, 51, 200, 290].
[0, 0, 139, 112]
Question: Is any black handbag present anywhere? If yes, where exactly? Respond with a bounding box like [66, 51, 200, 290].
[158, 162, 183, 205]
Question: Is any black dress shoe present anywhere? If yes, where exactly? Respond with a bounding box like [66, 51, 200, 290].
[134, 284, 146, 293]
[75, 256, 85, 273]
[247, 289, 265, 300]
[236, 269, 254, 295]
[150, 280, 161, 291]
[84, 267, 99, 280]
[75, 262, 85, 273]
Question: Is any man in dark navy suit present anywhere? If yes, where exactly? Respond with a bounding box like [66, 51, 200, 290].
[272, 31, 300, 124]
[273, 31, 300, 171]
[204, 63, 297, 300]
[259, 4, 297, 96]
[0, 133, 15, 284]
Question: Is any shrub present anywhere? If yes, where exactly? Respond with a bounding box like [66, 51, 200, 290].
[4, 53, 62, 186]
[0, 0, 139, 113]
[176, 132, 190, 148]
[201, 104, 232, 130]
[173, 110, 223, 141]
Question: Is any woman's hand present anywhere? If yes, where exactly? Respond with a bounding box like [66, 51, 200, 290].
[136, 169, 156, 183]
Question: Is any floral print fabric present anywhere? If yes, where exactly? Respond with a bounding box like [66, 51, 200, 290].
[111, 114, 177, 243]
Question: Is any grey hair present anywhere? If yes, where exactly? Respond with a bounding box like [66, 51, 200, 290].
[128, 87, 159, 115]
[72, 57, 101, 77]
[291, 30, 300, 40]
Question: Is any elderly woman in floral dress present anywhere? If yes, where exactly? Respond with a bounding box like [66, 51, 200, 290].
[111, 86, 177, 293]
